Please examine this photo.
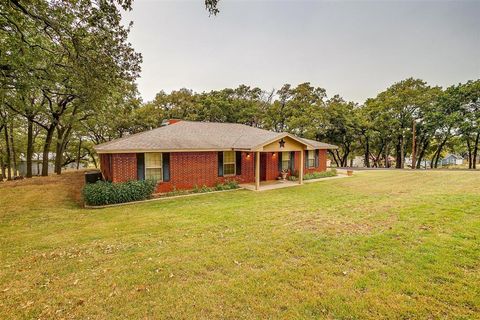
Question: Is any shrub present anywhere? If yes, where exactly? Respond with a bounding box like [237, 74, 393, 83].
[215, 180, 239, 190]
[287, 175, 298, 181]
[304, 169, 337, 180]
[83, 180, 156, 206]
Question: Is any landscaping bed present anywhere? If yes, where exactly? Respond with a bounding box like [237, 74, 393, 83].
[83, 179, 240, 207]
[288, 168, 337, 181]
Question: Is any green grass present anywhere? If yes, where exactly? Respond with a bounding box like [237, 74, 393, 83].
[1, 171, 479, 319]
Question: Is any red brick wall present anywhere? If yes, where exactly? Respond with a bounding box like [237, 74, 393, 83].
[105, 149, 328, 193]
[111, 153, 137, 183]
[318, 149, 327, 171]
[289, 150, 328, 175]
[304, 149, 327, 174]
[156, 151, 256, 193]
[265, 152, 280, 181]
[99, 154, 113, 182]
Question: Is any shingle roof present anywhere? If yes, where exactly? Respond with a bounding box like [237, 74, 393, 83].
[94, 121, 337, 153]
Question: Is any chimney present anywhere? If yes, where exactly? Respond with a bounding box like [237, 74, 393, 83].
[161, 119, 181, 126]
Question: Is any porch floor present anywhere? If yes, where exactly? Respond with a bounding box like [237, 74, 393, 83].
[239, 179, 301, 191]
[239, 173, 350, 191]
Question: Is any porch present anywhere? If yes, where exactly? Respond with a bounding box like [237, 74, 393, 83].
[239, 179, 301, 191]
[249, 135, 308, 190]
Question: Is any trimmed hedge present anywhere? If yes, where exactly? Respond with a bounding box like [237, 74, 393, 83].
[288, 168, 337, 181]
[83, 180, 156, 206]
[304, 168, 337, 180]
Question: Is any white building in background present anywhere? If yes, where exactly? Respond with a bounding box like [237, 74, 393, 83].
[441, 154, 464, 166]
[17, 153, 88, 176]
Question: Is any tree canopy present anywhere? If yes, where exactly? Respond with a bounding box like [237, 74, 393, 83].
[1, 0, 479, 181]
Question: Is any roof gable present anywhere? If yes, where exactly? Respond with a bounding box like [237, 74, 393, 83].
[95, 121, 337, 153]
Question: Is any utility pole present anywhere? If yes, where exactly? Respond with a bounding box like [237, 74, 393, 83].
[411, 119, 416, 170]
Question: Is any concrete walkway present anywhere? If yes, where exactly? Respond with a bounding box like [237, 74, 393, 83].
[239, 174, 350, 191]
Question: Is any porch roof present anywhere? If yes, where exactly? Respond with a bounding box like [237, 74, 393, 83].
[95, 120, 337, 153]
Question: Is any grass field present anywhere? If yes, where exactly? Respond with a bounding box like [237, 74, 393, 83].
[1, 171, 479, 319]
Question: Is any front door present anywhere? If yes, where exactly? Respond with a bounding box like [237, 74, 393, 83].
[260, 153, 267, 181]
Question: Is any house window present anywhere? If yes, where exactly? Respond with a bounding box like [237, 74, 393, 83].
[282, 152, 290, 171]
[223, 151, 236, 175]
[307, 150, 315, 168]
[145, 153, 162, 182]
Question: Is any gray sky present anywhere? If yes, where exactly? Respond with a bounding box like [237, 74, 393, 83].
[123, 0, 480, 103]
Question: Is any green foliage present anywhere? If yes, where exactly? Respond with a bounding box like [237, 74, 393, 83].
[168, 181, 239, 197]
[303, 169, 337, 180]
[287, 175, 298, 181]
[215, 180, 239, 190]
[83, 180, 156, 206]
[287, 169, 337, 181]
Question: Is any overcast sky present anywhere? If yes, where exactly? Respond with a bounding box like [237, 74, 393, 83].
[123, 0, 480, 103]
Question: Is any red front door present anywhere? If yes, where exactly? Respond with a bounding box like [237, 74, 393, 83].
[260, 153, 267, 181]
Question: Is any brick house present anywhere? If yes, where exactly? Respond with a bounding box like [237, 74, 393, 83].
[95, 120, 337, 192]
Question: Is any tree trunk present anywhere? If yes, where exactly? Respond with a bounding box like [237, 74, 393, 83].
[432, 139, 446, 168]
[395, 137, 402, 168]
[384, 140, 389, 168]
[0, 155, 4, 181]
[76, 138, 82, 169]
[0, 135, 5, 181]
[411, 120, 416, 170]
[430, 132, 450, 169]
[37, 153, 41, 175]
[54, 127, 66, 175]
[90, 152, 97, 168]
[416, 139, 429, 169]
[341, 147, 350, 167]
[364, 135, 370, 168]
[4, 125, 11, 180]
[373, 141, 385, 168]
[472, 132, 479, 170]
[400, 135, 405, 169]
[466, 137, 472, 169]
[329, 150, 340, 167]
[54, 124, 73, 174]
[8, 119, 17, 177]
[26, 116, 34, 178]
[41, 125, 56, 176]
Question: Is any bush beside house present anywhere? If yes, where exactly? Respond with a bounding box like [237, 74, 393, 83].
[83, 180, 240, 206]
[83, 180, 156, 206]
[288, 169, 337, 181]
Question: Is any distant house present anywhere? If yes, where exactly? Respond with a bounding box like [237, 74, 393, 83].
[404, 157, 430, 169]
[18, 153, 55, 176]
[441, 154, 464, 166]
[18, 152, 88, 176]
[351, 155, 395, 168]
[94, 120, 337, 192]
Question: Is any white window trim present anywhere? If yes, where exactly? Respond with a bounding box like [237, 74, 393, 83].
[282, 152, 291, 171]
[307, 150, 315, 168]
[145, 152, 163, 182]
[223, 151, 236, 176]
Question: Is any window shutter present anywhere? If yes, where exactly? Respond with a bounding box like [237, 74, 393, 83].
[235, 151, 242, 175]
[290, 151, 295, 171]
[278, 152, 283, 172]
[162, 153, 170, 181]
[305, 150, 308, 168]
[136, 153, 145, 181]
[315, 149, 319, 167]
[218, 152, 224, 177]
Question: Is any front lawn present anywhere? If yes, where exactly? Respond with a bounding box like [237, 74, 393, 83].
[1, 171, 479, 319]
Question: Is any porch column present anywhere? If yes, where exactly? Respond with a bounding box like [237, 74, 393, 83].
[255, 151, 260, 190]
[299, 149, 304, 185]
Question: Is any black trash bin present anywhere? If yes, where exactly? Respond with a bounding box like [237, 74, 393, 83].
[85, 170, 103, 184]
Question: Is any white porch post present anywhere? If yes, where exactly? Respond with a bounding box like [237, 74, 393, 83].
[255, 151, 260, 190]
[299, 149, 304, 185]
